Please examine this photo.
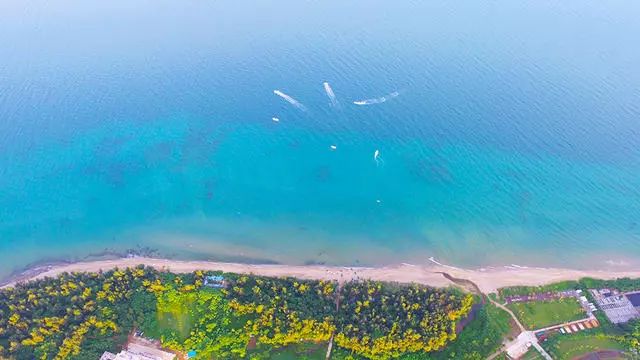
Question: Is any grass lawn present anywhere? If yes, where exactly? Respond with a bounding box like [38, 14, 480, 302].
[155, 289, 204, 340]
[268, 343, 327, 360]
[157, 299, 195, 339]
[507, 298, 585, 329]
[544, 333, 627, 360]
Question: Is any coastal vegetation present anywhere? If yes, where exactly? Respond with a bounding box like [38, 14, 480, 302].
[333, 280, 473, 358]
[414, 302, 513, 360]
[5, 266, 640, 360]
[0, 267, 474, 360]
[0, 266, 160, 359]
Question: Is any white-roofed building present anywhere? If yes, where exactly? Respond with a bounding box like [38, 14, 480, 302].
[100, 342, 176, 360]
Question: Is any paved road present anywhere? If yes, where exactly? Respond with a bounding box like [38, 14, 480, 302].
[531, 340, 553, 360]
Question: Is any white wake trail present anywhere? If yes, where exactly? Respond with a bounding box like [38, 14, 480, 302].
[428, 257, 461, 270]
[273, 90, 307, 111]
[323, 82, 339, 107]
[353, 91, 400, 106]
[373, 149, 384, 167]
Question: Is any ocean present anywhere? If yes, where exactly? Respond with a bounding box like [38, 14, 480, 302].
[1, 0, 640, 279]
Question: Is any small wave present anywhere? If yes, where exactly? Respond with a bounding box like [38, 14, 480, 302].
[323, 82, 339, 107]
[353, 91, 399, 106]
[503, 265, 523, 270]
[605, 259, 629, 267]
[274, 90, 307, 111]
[427, 256, 460, 270]
[510, 264, 529, 269]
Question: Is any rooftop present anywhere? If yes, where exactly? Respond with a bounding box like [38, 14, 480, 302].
[590, 289, 640, 324]
[100, 342, 176, 360]
[626, 292, 640, 307]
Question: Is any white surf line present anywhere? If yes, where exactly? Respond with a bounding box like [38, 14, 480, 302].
[353, 91, 400, 106]
[323, 82, 339, 107]
[401, 263, 417, 267]
[501, 264, 535, 270]
[428, 256, 461, 270]
[273, 90, 307, 111]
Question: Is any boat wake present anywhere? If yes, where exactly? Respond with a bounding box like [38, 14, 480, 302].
[274, 90, 307, 111]
[373, 149, 383, 167]
[323, 82, 339, 107]
[427, 257, 461, 270]
[509, 264, 529, 269]
[353, 91, 399, 106]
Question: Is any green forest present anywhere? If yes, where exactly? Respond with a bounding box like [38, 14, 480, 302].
[5, 267, 640, 359]
[0, 266, 481, 360]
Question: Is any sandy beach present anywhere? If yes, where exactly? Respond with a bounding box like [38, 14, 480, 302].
[4, 257, 640, 294]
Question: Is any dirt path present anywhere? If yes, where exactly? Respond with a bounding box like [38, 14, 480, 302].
[435, 272, 531, 360]
[325, 334, 334, 360]
[490, 299, 525, 333]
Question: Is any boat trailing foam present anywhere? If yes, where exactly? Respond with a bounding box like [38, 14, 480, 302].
[274, 90, 307, 111]
[353, 91, 400, 106]
[374, 149, 383, 167]
[427, 256, 460, 270]
[323, 82, 339, 107]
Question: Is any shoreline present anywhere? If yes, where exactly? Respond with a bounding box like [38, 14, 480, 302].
[4, 257, 640, 293]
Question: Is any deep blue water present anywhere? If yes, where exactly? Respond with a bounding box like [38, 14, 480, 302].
[1, 0, 640, 278]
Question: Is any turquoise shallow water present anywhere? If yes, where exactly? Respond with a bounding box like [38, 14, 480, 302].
[1, 1, 640, 278]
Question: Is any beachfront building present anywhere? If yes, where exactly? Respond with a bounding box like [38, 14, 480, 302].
[100, 343, 176, 360]
[625, 291, 640, 312]
[589, 289, 640, 324]
[576, 290, 598, 316]
[203, 274, 226, 288]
